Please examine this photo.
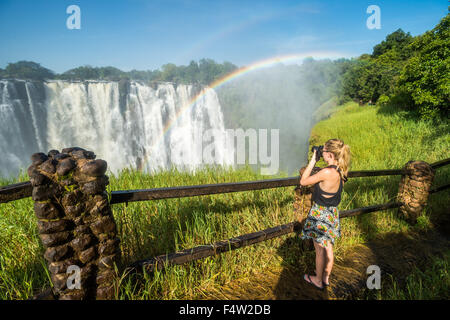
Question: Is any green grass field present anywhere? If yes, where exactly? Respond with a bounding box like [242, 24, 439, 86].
[0, 102, 449, 299]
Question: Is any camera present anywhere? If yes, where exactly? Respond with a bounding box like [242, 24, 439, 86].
[311, 145, 324, 162]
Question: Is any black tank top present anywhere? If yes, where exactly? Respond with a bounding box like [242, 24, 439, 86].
[312, 165, 344, 207]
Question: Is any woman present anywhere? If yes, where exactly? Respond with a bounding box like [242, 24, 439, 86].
[299, 139, 351, 290]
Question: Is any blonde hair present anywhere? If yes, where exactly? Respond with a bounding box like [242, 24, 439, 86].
[325, 139, 351, 181]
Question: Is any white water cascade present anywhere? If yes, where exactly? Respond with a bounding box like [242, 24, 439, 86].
[0, 79, 234, 178]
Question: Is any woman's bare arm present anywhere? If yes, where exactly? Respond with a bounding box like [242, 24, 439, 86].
[300, 150, 323, 186]
[300, 150, 336, 186]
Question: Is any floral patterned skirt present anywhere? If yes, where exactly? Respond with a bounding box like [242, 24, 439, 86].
[300, 202, 340, 248]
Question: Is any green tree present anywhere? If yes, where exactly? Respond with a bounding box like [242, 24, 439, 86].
[185, 60, 200, 83]
[395, 14, 450, 119]
[3, 61, 55, 80]
[59, 65, 100, 80]
[339, 27, 416, 104]
[97, 66, 125, 80]
[372, 28, 413, 58]
[339, 59, 370, 102]
[198, 58, 221, 84]
[160, 63, 179, 82]
[58, 65, 128, 80]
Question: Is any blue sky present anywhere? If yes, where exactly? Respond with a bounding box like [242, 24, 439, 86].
[0, 0, 447, 73]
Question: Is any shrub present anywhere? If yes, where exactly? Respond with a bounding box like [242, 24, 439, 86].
[377, 94, 390, 107]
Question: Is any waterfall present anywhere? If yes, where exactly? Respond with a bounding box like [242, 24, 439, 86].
[0, 79, 234, 178]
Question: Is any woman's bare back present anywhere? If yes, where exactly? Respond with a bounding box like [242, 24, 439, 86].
[318, 167, 342, 197]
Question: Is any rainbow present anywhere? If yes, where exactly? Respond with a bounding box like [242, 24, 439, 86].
[142, 51, 349, 170]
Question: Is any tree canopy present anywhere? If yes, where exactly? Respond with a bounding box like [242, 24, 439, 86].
[394, 14, 449, 119]
[0, 59, 238, 86]
[372, 28, 413, 58]
[1, 61, 55, 80]
[58, 66, 125, 80]
[339, 13, 449, 119]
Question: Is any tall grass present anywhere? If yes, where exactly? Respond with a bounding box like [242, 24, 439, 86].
[0, 102, 448, 299]
[364, 249, 450, 300]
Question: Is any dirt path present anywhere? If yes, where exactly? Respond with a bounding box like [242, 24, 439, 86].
[199, 230, 449, 300]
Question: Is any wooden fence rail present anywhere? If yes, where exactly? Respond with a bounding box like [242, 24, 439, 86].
[1, 157, 449, 205]
[0, 181, 32, 203]
[430, 183, 450, 194]
[127, 221, 300, 273]
[127, 201, 404, 273]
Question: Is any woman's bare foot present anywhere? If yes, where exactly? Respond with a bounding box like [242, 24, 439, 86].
[322, 275, 330, 286]
[304, 274, 323, 290]
[321, 272, 330, 286]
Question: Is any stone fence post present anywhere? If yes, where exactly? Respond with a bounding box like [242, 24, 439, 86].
[397, 161, 435, 224]
[28, 147, 121, 300]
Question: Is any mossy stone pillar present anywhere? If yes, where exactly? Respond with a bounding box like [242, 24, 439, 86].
[397, 161, 435, 224]
[28, 147, 121, 300]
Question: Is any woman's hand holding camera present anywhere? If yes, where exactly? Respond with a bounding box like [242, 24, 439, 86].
[300, 150, 317, 186]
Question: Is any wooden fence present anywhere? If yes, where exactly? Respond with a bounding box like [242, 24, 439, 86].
[0, 153, 449, 299]
[2, 157, 449, 205]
